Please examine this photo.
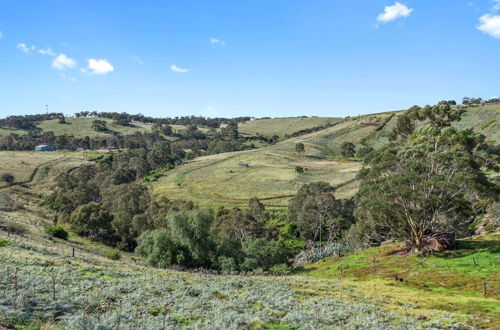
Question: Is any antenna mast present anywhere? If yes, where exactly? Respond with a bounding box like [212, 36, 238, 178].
[46, 104, 48, 114]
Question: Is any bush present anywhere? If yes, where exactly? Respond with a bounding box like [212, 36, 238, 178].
[295, 166, 304, 173]
[0, 239, 9, 247]
[46, 225, 69, 240]
[292, 242, 356, 268]
[218, 256, 237, 273]
[107, 250, 121, 260]
[0, 173, 15, 184]
[2, 221, 27, 235]
[269, 263, 291, 275]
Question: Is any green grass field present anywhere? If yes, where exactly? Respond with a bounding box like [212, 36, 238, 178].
[301, 233, 500, 328]
[238, 117, 342, 138]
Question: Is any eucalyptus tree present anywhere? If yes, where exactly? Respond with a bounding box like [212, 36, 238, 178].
[355, 102, 497, 252]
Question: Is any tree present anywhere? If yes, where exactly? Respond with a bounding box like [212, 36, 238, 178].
[147, 141, 173, 169]
[136, 210, 216, 268]
[340, 142, 356, 158]
[70, 202, 115, 243]
[1, 173, 14, 185]
[91, 120, 107, 131]
[162, 125, 173, 136]
[355, 113, 496, 252]
[112, 168, 136, 185]
[58, 116, 66, 124]
[295, 142, 305, 154]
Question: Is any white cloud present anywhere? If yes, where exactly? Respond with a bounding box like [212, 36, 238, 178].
[377, 2, 414, 23]
[38, 48, 56, 56]
[17, 43, 36, 54]
[51, 54, 76, 70]
[494, 0, 500, 11]
[83, 58, 114, 75]
[210, 37, 226, 47]
[170, 64, 189, 73]
[477, 13, 500, 37]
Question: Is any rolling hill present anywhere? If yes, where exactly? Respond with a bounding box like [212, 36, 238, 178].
[152, 105, 499, 208]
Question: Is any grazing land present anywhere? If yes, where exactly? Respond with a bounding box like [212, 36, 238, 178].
[0, 184, 492, 329]
[152, 112, 399, 207]
[238, 117, 342, 138]
[0, 104, 498, 329]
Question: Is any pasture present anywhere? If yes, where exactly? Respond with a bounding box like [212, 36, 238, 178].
[238, 117, 342, 138]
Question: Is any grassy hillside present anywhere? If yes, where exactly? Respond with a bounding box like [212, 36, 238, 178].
[239, 117, 342, 138]
[0, 183, 486, 329]
[152, 112, 398, 208]
[0, 151, 91, 189]
[301, 233, 500, 328]
[453, 104, 500, 143]
[152, 106, 499, 208]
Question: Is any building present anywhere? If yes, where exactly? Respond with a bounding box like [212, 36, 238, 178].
[35, 145, 56, 151]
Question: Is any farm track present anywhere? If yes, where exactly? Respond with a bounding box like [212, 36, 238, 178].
[176, 156, 358, 204]
[0, 156, 66, 190]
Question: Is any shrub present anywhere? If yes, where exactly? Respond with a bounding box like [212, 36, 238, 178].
[295, 166, 304, 173]
[269, 264, 291, 275]
[292, 242, 356, 268]
[0, 239, 9, 247]
[106, 250, 121, 260]
[2, 221, 27, 235]
[0, 173, 15, 184]
[46, 225, 69, 240]
[218, 256, 237, 273]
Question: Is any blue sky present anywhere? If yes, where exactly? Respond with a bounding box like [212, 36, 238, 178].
[0, 1, 499, 119]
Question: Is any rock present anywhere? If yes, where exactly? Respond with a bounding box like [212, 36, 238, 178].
[423, 231, 456, 252]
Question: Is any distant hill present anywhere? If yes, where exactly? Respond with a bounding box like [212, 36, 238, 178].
[238, 116, 342, 139]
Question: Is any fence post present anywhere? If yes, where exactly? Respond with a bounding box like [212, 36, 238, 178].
[483, 281, 487, 296]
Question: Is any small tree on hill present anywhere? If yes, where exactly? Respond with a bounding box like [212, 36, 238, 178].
[1, 173, 15, 185]
[295, 142, 305, 154]
[340, 142, 356, 158]
[91, 120, 107, 131]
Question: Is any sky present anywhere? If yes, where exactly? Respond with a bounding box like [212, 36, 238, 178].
[0, 1, 499, 119]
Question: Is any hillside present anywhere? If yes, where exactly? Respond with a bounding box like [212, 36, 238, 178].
[0, 118, 154, 138]
[0, 151, 91, 189]
[301, 233, 500, 328]
[238, 117, 342, 139]
[151, 111, 399, 208]
[151, 105, 499, 208]
[0, 180, 491, 329]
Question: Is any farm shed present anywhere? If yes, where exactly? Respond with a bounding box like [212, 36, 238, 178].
[34, 145, 55, 151]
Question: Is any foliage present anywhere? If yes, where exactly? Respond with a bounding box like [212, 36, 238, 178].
[91, 119, 107, 131]
[0, 172, 14, 184]
[294, 165, 304, 173]
[288, 182, 354, 244]
[355, 102, 498, 251]
[69, 202, 115, 244]
[106, 250, 121, 260]
[340, 141, 356, 158]
[46, 225, 68, 240]
[292, 242, 357, 268]
[295, 142, 305, 154]
[111, 167, 136, 185]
